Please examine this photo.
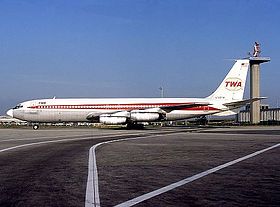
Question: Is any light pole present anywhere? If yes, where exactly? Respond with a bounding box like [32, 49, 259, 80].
[159, 87, 164, 98]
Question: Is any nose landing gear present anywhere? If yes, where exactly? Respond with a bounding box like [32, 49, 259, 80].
[32, 124, 39, 130]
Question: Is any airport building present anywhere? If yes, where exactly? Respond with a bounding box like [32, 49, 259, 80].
[237, 105, 280, 124]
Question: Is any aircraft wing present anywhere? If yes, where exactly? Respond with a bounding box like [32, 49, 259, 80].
[223, 97, 267, 109]
[86, 102, 210, 120]
[159, 103, 210, 113]
[86, 111, 121, 120]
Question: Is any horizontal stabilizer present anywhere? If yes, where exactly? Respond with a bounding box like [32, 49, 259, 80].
[223, 97, 267, 109]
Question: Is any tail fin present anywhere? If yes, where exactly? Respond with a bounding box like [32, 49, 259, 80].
[207, 59, 250, 103]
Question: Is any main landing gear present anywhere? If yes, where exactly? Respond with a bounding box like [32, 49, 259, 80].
[196, 116, 208, 125]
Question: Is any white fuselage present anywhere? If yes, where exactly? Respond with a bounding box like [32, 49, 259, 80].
[9, 97, 224, 123]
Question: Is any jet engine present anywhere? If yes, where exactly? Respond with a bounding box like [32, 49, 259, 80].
[99, 116, 127, 124]
[130, 111, 163, 122]
[99, 111, 129, 125]
[99, 110, 164, 124]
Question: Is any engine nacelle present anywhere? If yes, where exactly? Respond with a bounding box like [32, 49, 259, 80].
[99, 111, 129, 124]
[99, 116, 127, 124]
[130, 112, 161, 122]
[99, 111, 162, 124]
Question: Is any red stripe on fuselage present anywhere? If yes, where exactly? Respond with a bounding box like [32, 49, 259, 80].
[27, 103, 218, 111]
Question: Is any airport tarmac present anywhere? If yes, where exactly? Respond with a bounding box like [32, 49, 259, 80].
[0, 126, 279, 207]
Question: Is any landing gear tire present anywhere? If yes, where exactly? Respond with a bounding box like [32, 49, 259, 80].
[32, 124, 39, 130]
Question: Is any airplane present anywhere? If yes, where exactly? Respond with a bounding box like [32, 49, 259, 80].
[6, 59, 263, 129]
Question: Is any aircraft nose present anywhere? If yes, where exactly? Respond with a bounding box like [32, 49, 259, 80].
[6, 109, 13, 117]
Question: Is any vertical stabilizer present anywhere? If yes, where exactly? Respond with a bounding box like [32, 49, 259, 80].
[207, 59, 250, 102]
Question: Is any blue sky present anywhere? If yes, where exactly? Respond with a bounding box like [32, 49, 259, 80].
[1, 0, 280, 114]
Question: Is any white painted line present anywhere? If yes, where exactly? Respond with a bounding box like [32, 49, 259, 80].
[85, 132, 186, 207]
[85, 145, 102, 207]
[85, 134, 152, 207]
[115, 143, 280, 207]
[86, 147, 100, 207]
[0, 132, 153, 154]
[0, 131, 136, 143]
[0, 134, 94, 143]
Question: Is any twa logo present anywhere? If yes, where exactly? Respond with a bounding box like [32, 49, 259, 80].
[224, 78, 242, 91]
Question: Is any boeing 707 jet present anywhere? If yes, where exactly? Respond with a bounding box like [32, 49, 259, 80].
[7, 59, 262, 129]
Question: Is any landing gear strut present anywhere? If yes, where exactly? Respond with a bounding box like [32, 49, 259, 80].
[197, 116, 208, 125]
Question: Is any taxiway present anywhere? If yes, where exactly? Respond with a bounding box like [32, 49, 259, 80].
[0, 127, 279, 207]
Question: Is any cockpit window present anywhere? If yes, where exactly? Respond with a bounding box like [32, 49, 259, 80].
[13, 104, 23, 109]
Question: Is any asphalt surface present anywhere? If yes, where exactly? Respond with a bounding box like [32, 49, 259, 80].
[0, 126, 280, 207]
